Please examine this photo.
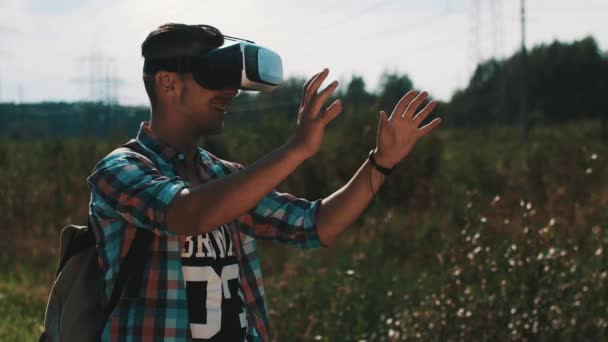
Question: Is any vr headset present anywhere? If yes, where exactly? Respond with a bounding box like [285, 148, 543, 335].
[143, 36, 283, 92]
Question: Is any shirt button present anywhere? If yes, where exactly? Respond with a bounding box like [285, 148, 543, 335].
[178, 154, 185, 160]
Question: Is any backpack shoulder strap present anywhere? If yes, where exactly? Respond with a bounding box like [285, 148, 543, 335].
[55, 221, 95, 278]
[101, 226, 153, 326]
[98, 142, 157, 329]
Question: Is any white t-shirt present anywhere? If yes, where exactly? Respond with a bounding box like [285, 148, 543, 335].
[181, 224, 247, 341]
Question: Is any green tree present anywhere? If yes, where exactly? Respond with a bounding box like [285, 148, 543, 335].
[377, 71, 414, 113]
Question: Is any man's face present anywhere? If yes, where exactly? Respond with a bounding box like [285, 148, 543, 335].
[178, 73, 239, 135]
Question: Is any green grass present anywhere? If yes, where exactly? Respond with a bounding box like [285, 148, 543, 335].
[1, 119, 607, 340]
[0, 254, 55, 341]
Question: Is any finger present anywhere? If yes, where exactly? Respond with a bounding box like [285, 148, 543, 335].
[317, 99, 343, 125]
[390, 90, 417, 120]
[309, 80, 339, 117]
[377, 110, 388, 135]
[403, 91, 428, 119]
[304, 68, 329, 109]
[417, 117, 442, 136]
[301, 71, 321, 107]
[412, 101, 437, 124]
[380, 110, 388, 128]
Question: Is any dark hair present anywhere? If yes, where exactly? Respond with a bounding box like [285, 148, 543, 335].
[141, 23, 224, 106]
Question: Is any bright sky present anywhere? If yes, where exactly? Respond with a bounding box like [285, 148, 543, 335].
[0, 0, 606, 105]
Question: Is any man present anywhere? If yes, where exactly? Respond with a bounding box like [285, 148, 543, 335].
[87, 23, 441, 341]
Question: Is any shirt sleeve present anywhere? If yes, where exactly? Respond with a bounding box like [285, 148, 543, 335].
[229, 162, 326, 249]
[86, 151, 187, 236]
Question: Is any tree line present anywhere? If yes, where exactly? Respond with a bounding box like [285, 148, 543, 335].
[0, 36, 605, 140]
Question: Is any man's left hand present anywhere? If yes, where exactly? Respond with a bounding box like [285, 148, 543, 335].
[374, 90, 442, 168]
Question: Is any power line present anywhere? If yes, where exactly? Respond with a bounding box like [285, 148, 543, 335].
[357, 8, 460, 43]
[276, 0, 402, 44]
[281, 5, 460, 59]
[283, 7, 463, 77]
[0, 25, 19, 34]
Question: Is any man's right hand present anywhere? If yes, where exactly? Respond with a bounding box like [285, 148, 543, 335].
[288, 68, 343, 159]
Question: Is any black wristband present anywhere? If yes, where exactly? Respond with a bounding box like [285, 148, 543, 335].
[368, 150, 395, 176]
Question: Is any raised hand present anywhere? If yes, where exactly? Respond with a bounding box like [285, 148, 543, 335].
[289, 68, 343, 159]
[374, 90, 442, 168]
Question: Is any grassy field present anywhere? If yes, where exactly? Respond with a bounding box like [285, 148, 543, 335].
[1, 119, 607, 340]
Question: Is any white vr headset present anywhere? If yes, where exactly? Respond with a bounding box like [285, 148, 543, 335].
[143, 35, 283, 92]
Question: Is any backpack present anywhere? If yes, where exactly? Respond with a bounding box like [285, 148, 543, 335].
[39, 143, 155, 342]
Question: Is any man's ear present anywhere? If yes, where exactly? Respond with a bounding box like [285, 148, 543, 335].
[155, 71, 176, 95]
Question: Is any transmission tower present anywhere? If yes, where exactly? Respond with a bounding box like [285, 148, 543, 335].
[468, 0, 506, 73]
[0, 52, 6, 102]
[490, 0, 505, 59]
[468, 0, 482, 76]
[0, 27, 16, 103]
[0, 66, 3, 102]
[17, 84, 24, 103]
[520, 0, 529, 141]
[73, 50, 124, 104]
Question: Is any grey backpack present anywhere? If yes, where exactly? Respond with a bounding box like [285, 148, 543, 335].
[39, 143, 154, 342]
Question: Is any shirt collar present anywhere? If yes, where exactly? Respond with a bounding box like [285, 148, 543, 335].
[136, 120, 206, 168]
[136, 120, 182, 161]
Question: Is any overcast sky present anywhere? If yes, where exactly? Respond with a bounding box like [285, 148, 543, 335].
[0, 0, 606, 105]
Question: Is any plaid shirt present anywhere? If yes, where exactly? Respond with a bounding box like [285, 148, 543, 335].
[87, 121, 324, 341]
